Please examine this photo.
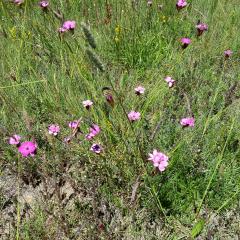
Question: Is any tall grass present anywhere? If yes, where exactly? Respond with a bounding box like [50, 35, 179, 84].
[0, 0, 240, 238]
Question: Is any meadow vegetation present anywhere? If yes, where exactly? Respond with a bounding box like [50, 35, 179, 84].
[0, 0, 240, 239]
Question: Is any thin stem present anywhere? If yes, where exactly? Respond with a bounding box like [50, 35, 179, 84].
[106, 73, 145, 160]
[150, 182, 167, 218]
[105, 73, 167, 218]
[196, 118, 235, 217]
[16, 156, 21, 240]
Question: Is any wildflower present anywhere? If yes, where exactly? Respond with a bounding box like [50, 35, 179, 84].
[82, 100, 93, 109]
[224, 49, 233, 58]
[176, 0, 187, 11]
[158, 4, 163, 10]
[147, 0, 153, 6]
[135, 86, 145, 95]
[86, 124, 101, 140]
[9, 135, 21, 146]
[196, 23, 208, 36]
[69, 121, 79, 129]
[114, 25, 121, 43]
[128, 111, 141, 122]
[180, 117, 195, 127]
[39, 1, 49, 9]
[102, 87, 114, 107]
[62, 20, 76, 31]
[181, 38, 191, 49]
[14, 0, 24, 5]
[161, 15, 167, 23]
[115, 25, 121, 34]
[58, 21, 76, 34]
[64, 137, 71, 143]
[48, 124, 60, 136]
[18, 141, 37, 157]
[114, 37, 120, 43]
[90, 143, 102, 154]
[165, 76, 175, 88]
[148, 149, 169, 172]
[106, 94, 114, 106]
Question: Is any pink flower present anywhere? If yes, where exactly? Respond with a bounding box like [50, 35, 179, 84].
[90, 124, 101, 135]
[176, 0, 187, 10]
[224, 49, 233, 58]
[103, 87, 115, 107]
[58, 21, 76, 33]
[147, 0, 153, 6]
[165, 76, 175, 88]
[64, 137, 71, 143]
[128, 111, 141, 122]
[90, 144, 102, 154]
[82, 100, 93, 109]
[39, 1, 49, 9]
[181, 38, 191, 49]
[180, 117, 195, 127]
[62, 21, 76, 30]
[48, 124, 60, 136]
[106, 94, 114, 106]
[196, 23, 208, 36]
[9, 135, 21, 145]
[148, 149, 169, 172]
[18, 141, 37, 157]
[14, 0, 24, 5]
[135, 86, 145, 95]
[86, 124, 101, 140]
[69, 121, 79, 129]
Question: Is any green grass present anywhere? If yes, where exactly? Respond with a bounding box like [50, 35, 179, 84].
[0, 0, 240, 239]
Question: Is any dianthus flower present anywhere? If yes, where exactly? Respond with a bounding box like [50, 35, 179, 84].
[148, 149, 169, 172]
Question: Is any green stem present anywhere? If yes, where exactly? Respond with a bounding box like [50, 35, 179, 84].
[196, 118, 235, 217]
[106, 73, 167, 217]
[16, 156, 21, 240]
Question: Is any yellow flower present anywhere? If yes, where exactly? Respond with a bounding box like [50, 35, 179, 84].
[9, 26, 16, 38]
[20, 30, 31, 39]
[106, 120, 112, 129]
[160, 15, 168, 23]
[114, 37, 120, 43]
[115, 25, 121, 34]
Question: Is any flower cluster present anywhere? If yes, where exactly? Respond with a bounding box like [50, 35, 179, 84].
[9, 134, 37, 157]
[10, 2, 235, 175]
